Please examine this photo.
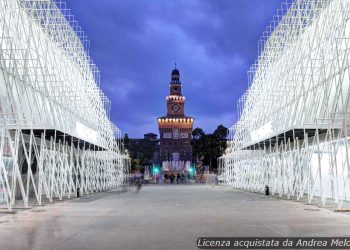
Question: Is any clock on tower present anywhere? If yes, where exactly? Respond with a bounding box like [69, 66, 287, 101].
[157, 65, 194, 166]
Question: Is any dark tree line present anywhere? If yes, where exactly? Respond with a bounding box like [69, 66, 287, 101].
[191, 125, 228, 172]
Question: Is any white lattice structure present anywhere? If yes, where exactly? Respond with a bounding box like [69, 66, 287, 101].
[219, 0, 350, 208]
[0, 0, 129, 211]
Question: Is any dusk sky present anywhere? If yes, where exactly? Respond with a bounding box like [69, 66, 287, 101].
[65, 0, 284, 138]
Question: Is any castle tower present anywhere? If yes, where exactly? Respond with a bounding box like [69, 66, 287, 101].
[157, 66, 194, 168]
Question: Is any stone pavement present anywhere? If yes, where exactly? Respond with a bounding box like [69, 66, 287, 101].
[0, 185, 349, 250]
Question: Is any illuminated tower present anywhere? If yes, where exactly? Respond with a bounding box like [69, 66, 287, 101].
[157, 66, 194, 164]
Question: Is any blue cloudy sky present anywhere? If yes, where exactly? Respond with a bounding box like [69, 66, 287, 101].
[65, 0, 284, 138]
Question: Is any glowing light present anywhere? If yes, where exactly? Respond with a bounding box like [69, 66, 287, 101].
[153, 166, 160, 174]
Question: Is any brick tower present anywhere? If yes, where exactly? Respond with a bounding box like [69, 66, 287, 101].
[157, 66, 193, 167]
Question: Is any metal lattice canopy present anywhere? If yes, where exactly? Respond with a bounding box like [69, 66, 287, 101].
[0, 0, 130, 211]
[219, 0, 350, 208]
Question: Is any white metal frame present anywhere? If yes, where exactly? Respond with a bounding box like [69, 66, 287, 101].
[0, 0, 129, 211]
[219, 0, 350, 208]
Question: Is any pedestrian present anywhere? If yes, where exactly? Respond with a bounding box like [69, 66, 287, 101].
[135, 177, 142, 193]
[177, 173, 181, 184]
[181, 173, 185, 184]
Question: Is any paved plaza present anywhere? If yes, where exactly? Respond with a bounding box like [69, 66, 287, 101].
[0, 185, 350, 250]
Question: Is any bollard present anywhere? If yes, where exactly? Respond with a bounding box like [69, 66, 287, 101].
[265, 185, 270, 196]
[77, 188, 80, 198]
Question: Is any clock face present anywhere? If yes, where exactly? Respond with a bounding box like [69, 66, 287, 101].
[171, 104, 180, 113]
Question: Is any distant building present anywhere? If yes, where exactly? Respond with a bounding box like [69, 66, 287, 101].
[157, 67, 194, 171]
[128, 133, 160, 165]
[143, 133, 158, 141]
[130, 133, 158, 146]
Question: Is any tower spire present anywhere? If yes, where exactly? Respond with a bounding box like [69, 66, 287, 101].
[171, 64, 180, 85]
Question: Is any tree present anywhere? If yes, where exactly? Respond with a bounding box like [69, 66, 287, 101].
[191, 128, 206, 161]
[213, 125, 228, 157]
[124, 133, 130, 152]
[191, 125, 228, 173]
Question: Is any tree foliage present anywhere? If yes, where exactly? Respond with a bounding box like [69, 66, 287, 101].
[191, 125, 228, 172]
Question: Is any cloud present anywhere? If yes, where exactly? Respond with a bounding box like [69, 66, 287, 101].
[106, 77, 136, 101]
[65, 0, 284, 138]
